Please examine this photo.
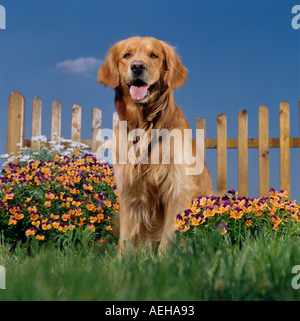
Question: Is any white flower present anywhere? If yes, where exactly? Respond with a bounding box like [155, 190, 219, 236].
[59, 137, 72, 143]
[70, 142, 81, 148]
[79, 143, 90, 149]
[52, 145, 64, 151]
[0, 154, 9, 159]
[39, 135, 47, 142]
[31, 135, 47, 142]
[20, 155, 30, 162]
[61, 150, 72, 156]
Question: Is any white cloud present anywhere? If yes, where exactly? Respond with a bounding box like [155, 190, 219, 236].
[55, 57, 103, 76]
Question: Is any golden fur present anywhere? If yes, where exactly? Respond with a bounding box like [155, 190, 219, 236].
[98, 37, 213, 253]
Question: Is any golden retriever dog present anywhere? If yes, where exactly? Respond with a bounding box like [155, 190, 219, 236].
[98, 37, 213, 253]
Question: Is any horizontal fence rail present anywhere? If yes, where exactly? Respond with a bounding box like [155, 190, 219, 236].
[6, 92, 300, 199]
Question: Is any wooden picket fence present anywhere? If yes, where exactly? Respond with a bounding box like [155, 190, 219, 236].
[6, 91, 300, 199]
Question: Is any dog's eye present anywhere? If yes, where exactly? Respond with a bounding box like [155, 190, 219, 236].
[150, 53, 158, 59]
[123, 53, 131, 59]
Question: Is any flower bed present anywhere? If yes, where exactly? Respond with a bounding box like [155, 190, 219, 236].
[0, 150, 118, 245]
[175, 189, 300, 242]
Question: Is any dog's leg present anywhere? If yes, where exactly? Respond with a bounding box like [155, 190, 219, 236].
[158, 201, 179, 255]
[117, 198, 136, 254]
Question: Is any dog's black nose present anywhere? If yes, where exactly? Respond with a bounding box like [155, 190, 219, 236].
[131, 61, 146, 76]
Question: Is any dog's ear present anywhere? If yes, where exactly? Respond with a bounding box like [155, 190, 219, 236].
[97, 43, 120, 88]
[161, 42, 188, 89]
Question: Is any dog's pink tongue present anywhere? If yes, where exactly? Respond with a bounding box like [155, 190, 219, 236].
[130, 85, 148, 100]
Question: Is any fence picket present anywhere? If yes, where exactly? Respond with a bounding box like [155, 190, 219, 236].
[91, 108, 102, 154]
[51, 101, 61, 141]
[279, 102, 290, 199]
[71, 104, 82, 143]
[238, 110, 248, 197]
[217, 113, 227, 196]
[31, 97, 42, 151]
[6, 92, 25, 158]
[196, 117, 206, 162]
[258, 106, 269, 197]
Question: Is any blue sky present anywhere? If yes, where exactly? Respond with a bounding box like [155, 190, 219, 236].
[0, 0, 299, 199]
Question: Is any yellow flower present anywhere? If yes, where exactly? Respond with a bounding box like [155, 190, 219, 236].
[112, 203, 119, 212]
[74, 176, 81, 183]
[88, 224, 96, 232]
[86, 203, 96, 211]
[93, 177, 100, 184]
[182, 226, 190, 232]
[30, 213, 40, 221]
[189, 200, 200, 214]
[70, 188, 79, 195]
[72, 200, 81, 207]
[291, 213, 300, 222]
[50, 213, 59, 220]
[14, 212, 24, 220]
[75, 208, 83, 216]
[52, 221, 60, 229]
[62, 202, 70, 208]
[45, 200, 51, 207]
[215, 205, 230, 214]
[32, 220, 40, 228]
[105, 225, 112, 231]
[8, 216, 17, 225]
[5, 193, 14, 200]
[97, 213, 104, 222]
[203, 207, 216, 218]
[46, 193, 55, 200]
[90, 216, 97, 223]
[271, 215, 282, 226]
[229, 209, 243, 219]
[278, 190, 288, 198]
[62, 213, 70, 221]
[58, 226, 66, 232]
[36, 235, 45, 241]
[76, 158, 85, 165]
[42, 223, 51, 230]
[191, 217, 201, 226]
[28, 205, 37, 213]
[104, 200, 111, 207]
[244, 218, 253, 226]
[26, 174, 33, 181]
[25, 228, 36, 236]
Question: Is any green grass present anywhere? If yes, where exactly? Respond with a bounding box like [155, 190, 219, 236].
[0, 232, 300, 300]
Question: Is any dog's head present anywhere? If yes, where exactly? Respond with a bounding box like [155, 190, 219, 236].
[97, 37, 187, 104]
